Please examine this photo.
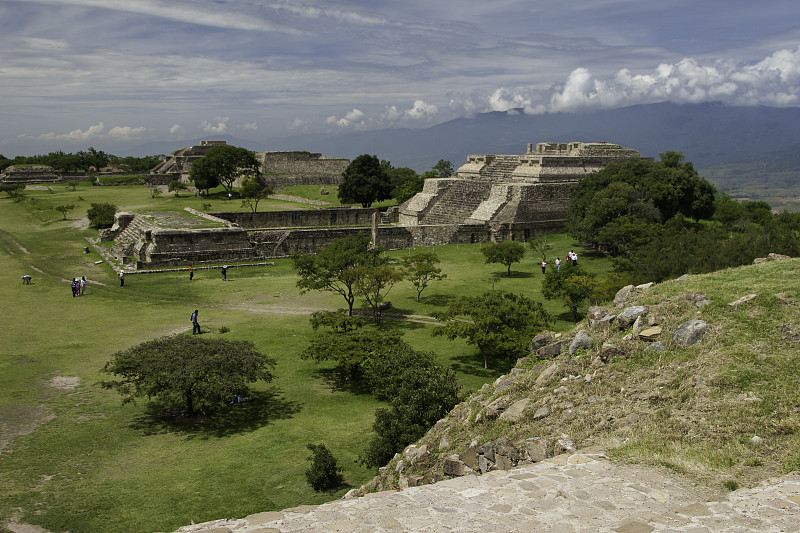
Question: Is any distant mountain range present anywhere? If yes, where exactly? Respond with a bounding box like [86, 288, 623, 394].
[134, 101, 800, 192]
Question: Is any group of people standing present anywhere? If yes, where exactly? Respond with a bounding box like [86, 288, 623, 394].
[70, 276, 86, 296]
[541, 250, 579, 274]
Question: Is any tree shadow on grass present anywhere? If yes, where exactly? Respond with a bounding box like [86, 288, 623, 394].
[311, 366, 372, 396]
[448, 352, 508, 380]
[129, 387, 303, 438]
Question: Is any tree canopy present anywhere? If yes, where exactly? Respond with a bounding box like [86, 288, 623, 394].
[189, 145, 261, 195]
[338, 154, 392, 207]
[239, 175, 272, 212]
[540, 263, 616, 321]
[567, 151, 716, 250]
[434, 290, 551, 369]
[291, 233, 384, 316]
[101, 335, 276, 417]
[400, 250, 447, 301]
[481, 240, 527, 276]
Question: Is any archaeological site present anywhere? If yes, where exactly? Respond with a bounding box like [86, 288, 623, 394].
[102, 141, 642, 270]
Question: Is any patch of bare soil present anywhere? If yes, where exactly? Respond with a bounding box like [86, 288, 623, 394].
[48, 376, 80, 391]
[0, 404, 55, 454]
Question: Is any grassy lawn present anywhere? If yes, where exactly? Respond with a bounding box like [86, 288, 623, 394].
[0, 183, 609, 533]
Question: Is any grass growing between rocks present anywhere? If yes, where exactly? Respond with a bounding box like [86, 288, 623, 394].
[380, 258, 800, 496]
[1, 184, 606, 533]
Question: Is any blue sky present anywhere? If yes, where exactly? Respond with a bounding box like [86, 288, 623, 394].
[1, 0, 799, 155]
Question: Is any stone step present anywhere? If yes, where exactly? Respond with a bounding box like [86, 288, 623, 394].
[172, 451, 800, 533]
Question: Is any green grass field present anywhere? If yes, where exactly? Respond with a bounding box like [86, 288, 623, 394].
[0, 183, 608, 533]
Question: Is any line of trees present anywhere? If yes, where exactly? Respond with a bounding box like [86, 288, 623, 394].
[1, 149, 162, 173]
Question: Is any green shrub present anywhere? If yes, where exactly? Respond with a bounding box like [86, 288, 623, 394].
[87, 202, 117, 229]
[305, 443, 344, 491]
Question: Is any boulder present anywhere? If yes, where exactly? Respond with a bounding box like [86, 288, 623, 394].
[525, 438, 550, 462]
[768, 253, 791, 261]
[599, 343, 622, 362]
[587, 306, 608, 328]
[645, 341, 666, 352]
[532, 405, 550, 420]
[617, 306, 648, 328]
[459, 446, 480, 471]
[613, 285, 635, 308]
[638, 326, 663, 341]
[535, 363, 560, 385]
[631, 316, 644, 338]
[568, 329, 592, 355]
[672, 319, 708, 347]
[537, 339, 568, 359]
[530, 330, 555, 351]
[499, 398, 531, 422]
[443, 455, 470, 476]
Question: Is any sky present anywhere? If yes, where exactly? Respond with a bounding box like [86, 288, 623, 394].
[1, 0, 799, 156]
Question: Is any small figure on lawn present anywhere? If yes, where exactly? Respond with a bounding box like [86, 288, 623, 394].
[191, 309, 201, 335]
[221, 265, 228, 281]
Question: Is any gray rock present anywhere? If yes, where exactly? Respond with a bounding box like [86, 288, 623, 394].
[635, 282, 654, 290]
[537, 339, 568, 359]
[525, 438, 549, 462]
[530, 330, 555, 351]
[532, 405, 550, 420]
[768, 253, 791, 261]
[677, 274, 692, 281]
[696, 299, 711, 308]
[672, 319, 708, 346]
[638, 326, 663, 341]
[617, 306, 648, 328]
[613, 285, 635, 308]
[599, 343, 622, 363]
[568, 329, 592, 355]
[443, 455, 470, 476]
[499, 399, 531, 422]
[645, 341, 666, 352]
[535, 363, 560, 385]
[631, 316, 644, 338]
[587, 306, 609, 328]
[459, 446, 480, 471]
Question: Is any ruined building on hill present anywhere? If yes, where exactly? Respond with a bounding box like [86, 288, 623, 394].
[0, 165, 62, 184]
[399, 141, 643, 241]
[149, 140, 349, 188]
[110, 141, 642, 269]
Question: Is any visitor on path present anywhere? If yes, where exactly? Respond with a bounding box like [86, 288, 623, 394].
[21, 275, 32, 284]
[541, 260, 547, 274]
[221, 265, 228, 281]
[70, 278, 78, 297]
[119, 272, 124, 287]
[189, 265, 194, 281]
[80, 276, 86, 296]
[572, 252, 578, 265]
[191, 309, 201, 335]
[555, 258, 561, 271]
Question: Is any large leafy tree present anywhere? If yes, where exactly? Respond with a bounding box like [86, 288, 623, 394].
[239, 175, 272, 213]
[291, 233, 383, 316]
[353, 263, 403, 325]
[432, 159, 455, 178]
[567, 151, 716, 248]
[434, 291, 551, 369]
[101, 335, 276, 417]
[400, 250, 447, 301]
[190, 145, 261, 195]
[338, 154, 392, 207]
[359, 343, 462, 468]
[481, 240, 527, 276]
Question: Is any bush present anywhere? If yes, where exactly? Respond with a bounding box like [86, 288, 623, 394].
[305, 443, 344, 491]
[87, 202, 117, 229]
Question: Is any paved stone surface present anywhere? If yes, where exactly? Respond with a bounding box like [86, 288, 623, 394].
[172, 451, 800, 532]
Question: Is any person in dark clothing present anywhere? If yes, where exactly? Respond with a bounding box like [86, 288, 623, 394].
[191, 309, 201, 335]
[221, 266, 227, 281]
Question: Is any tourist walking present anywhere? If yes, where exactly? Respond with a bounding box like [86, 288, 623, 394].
[555, 258, 561, 271]
[70, 278, 78, 297]
[189, 265, 194, 281]
[119, 272, 124, 287]
[221, 265, 227, 281]
[80, 276, 86, 296]
[541, 260, 547, 274]
[191, 309, 201, 335]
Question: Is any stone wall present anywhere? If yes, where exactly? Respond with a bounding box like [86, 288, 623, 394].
[0, 165, 62, 184]
[214, 207, 380, 229]
[257, 151, 349, 188]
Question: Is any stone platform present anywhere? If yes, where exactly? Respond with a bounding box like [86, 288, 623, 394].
[171, 450, 800, 532]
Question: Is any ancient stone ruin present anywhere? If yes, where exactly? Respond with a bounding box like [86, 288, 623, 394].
[112, 141, 642, 269]
[0, 165, 62, 184]
[400, 142, 642, 240]
[149, 140, 349, 188]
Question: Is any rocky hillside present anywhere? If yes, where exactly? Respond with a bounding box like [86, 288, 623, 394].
[358, 254, 800, 495]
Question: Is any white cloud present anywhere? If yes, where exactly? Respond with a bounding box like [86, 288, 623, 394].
[326, 109, 367, 129]
[107, 125, 147, 140]
[35, 122, 105, 141]
[525, 46, 800, 114]
[382, 100, 439, 123]
[239, 122, 258, 131]
[200, 117, 229, 134]
[489, 88, 532, 112]
[288, 118, 311, 130]
[169, 124, 183, 135]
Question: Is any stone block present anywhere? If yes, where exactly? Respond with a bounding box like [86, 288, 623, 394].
[672, 319, 708, 347]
